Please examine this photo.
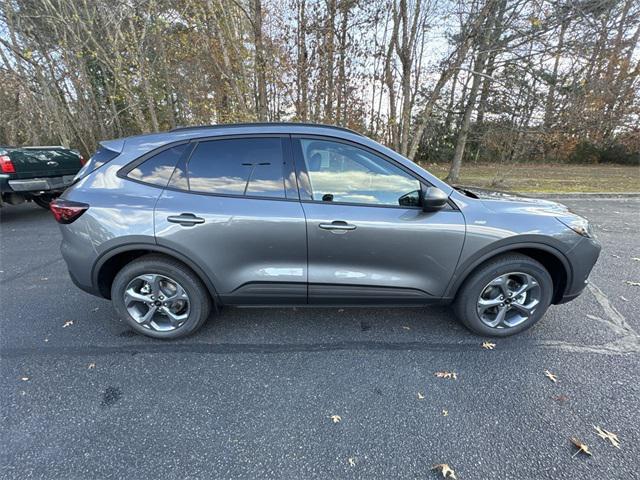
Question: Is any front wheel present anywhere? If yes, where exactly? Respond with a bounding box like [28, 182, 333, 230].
[111, 254, 212, 339]
[453, 254, 553, 337]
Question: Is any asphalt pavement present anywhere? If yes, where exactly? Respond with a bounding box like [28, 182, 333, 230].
[1, 197, 639, 479]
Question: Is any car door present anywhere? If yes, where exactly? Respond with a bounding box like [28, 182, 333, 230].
[154, 135, 308, 305]
[293, 136, 466, 304]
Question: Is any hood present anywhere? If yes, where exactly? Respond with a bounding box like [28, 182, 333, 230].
[454, 186, 570, 215]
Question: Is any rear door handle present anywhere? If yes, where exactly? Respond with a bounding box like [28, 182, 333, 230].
[319, 221, 356, 231]
[167, 213, 205, 226]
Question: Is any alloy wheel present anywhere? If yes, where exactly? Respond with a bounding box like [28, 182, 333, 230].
[123, 273, 190, 332]
[476, 272, 541, 329]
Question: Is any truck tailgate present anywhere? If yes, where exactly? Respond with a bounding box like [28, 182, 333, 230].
[6, 148, 83, 179]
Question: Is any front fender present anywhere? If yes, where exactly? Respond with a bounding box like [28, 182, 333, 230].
[443, 236, 573, 300]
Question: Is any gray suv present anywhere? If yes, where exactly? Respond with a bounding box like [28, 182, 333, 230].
[51, 123, 601, 339]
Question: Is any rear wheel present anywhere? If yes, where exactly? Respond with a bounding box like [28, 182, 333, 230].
[111, 254, 212, 339]
[33, 194, 58, 209]
[453, 254, 553, 337]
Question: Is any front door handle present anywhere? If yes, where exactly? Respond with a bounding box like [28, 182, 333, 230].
[167, 213, 205, 226]
[319, 221, 357, 231]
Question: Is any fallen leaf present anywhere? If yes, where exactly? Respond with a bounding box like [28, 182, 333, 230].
[571, 437, 592, 457]
[442, 410, 449, 416]
[594, 426, 620, 448]
[625, 281, 640, 286]
[544, 370, 558, 383]
[632, 257, 640, 262]
[88, 363, 96, 369]
[20, 376, 29, 382]
[402, 326, 411, 330]
[482, 341, 496, 350]
[347, 457, 356, 467]
[620, 296, 629, 302]
[434, 371, 457, 380]
[44, 338, 49, 342]
[552, 394, 569, 403]
[417, 392, 425, 400]
[63, 320, 74, 328]
[40, 277, 48, 281]
[330, 415, 342, 424]
[611, 254, 620, 258]
[92, 307, 99, 312]
[432, 463, 456, 478]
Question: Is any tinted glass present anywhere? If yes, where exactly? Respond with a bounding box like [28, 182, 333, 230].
[299, 139, 421, 206]
[187, 138, 285, 198]
[128, 144, 188, 186]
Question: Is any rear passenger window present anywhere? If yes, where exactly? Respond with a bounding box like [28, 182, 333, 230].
[128, 144, 188, 186]
[186, 138, 285, 198]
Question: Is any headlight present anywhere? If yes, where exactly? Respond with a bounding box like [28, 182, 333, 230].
[557, 216, 594, 238]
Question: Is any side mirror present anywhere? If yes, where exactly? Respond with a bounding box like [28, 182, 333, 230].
[421, 186, 448, 212]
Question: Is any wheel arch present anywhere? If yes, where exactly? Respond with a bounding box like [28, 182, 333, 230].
[93, 244, 220, 304]
[446, 242, 572, 305]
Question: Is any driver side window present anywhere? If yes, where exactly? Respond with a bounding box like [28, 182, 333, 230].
[298, 139, 421, 207]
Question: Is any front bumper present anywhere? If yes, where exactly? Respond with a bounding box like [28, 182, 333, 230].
[558, 235, 601, 304]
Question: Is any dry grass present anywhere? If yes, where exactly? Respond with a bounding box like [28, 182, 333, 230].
[424, 162, 640, 193]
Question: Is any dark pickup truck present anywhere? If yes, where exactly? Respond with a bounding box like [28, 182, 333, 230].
[0, 145, 85, 208]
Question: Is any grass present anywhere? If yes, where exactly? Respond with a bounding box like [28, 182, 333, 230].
[424, 162, 640, 193]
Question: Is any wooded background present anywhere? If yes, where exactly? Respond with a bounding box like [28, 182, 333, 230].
[1, 0, 638, 181]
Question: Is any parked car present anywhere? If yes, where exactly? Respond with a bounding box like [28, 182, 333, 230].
[51, 123, 601, 339]
[0, 145, 85, 208]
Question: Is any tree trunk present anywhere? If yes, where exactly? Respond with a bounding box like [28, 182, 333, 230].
[252, 0, 268, 121]
[296, 0, 309, 121]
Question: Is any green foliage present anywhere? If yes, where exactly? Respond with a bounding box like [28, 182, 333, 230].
[569, 139, 640, 166]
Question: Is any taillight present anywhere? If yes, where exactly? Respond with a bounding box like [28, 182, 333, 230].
[0, 155, 16, 173]
[49, 199, 89, 224]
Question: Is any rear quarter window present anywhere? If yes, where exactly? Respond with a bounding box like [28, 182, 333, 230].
[127, 143, 188, 187]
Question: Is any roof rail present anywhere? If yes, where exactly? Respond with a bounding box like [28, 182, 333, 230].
[169, 122, 363, 136]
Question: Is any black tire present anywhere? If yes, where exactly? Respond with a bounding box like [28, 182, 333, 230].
[452, 253, 553, 337]
[33, 194, 58, 209]
[111, 254, 212, 339]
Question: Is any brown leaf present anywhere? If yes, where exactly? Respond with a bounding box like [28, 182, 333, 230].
[417, 392, 425, 400]
[434, 371, 457, 380]
[552, 394, 569, 403]
[63, 320, 74, 328]
[329, 415, 342, 424]
[482, 341, 496, 350]
[570, 437, 592, 457]
[594, 426, 620, 448]
[432, 463, 456, 478]
[544, 370, 558, 383]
